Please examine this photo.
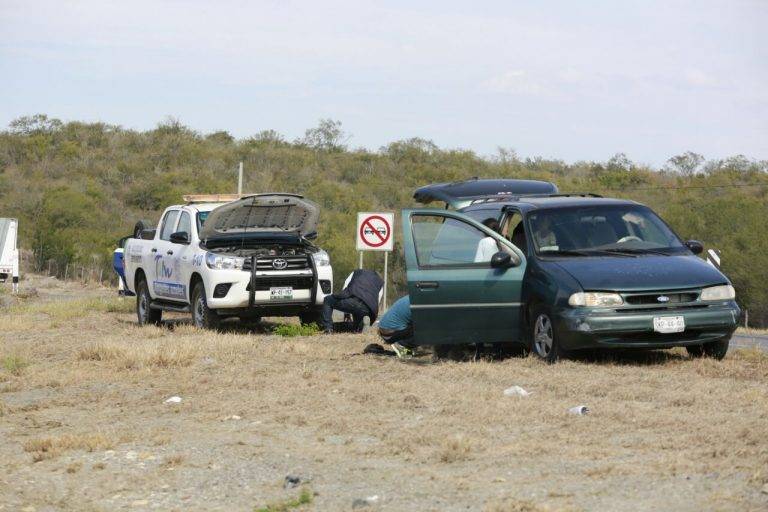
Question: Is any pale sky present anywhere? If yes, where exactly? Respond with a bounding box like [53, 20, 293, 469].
[1, 0, 766, 166]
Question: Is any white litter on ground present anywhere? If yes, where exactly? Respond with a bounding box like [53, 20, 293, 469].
[503, 386, 531, 397]
[568, 405, 589, 415]
[164, 396, 182, 404]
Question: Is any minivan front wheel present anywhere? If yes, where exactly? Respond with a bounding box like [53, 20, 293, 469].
[531, 309, 562, 363]
[686, 337, 729, 360]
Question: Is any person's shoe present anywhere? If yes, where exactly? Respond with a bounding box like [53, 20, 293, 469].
[391, 342, 414, 359]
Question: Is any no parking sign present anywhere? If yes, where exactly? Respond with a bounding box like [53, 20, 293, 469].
[356, 212, 394, 252]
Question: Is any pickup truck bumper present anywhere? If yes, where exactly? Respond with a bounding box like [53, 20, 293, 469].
[205, 265, 333, 312]
[555, 301, 740, 349]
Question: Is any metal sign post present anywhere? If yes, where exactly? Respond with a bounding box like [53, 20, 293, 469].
[237, 162, 243, 195]
[356, 212, 394, 309]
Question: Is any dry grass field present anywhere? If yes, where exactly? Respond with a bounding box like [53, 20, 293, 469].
[1, 276, 767, 511]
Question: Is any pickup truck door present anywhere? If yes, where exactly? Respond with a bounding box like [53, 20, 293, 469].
[149, 209, 185, 300]
[169, 210, 195, 302]
[402, 209, 527, 346]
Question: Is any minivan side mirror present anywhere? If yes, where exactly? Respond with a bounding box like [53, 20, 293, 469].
[490, 251, 515, 269]
[170, 231, 190, 245]
[685, 240, 703, 255]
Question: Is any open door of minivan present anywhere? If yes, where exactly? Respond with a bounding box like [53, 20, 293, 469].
[413, 178, 558, 209]
[401, 208, 527, 346]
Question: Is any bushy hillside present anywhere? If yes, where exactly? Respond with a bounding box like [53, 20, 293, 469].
[1, 115, 766, 325]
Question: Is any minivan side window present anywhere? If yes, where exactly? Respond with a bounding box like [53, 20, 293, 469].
[159, 210, 180, 241]
[412, 214, 495, 267]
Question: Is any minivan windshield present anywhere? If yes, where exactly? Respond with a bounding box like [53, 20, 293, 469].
[528, 205, 686, 256]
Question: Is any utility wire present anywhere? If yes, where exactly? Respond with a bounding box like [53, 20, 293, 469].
[573, 183, 768, 192]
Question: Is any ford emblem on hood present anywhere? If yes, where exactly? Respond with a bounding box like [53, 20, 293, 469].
[657, 295, 670, 303]
[272, 258, 288, 270]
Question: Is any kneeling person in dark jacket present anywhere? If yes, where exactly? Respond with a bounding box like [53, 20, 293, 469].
[322, 269, 383, 334]
[378, 295, 414, 358]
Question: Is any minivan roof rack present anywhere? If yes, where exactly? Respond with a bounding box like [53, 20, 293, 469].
[539, 193, 603, 198]
[468, 192, 602, 205]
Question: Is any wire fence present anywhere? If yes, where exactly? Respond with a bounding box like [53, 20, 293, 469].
[21, 250, 117, 288]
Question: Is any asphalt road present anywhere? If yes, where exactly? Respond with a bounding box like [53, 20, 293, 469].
[731, 333, 768, 352]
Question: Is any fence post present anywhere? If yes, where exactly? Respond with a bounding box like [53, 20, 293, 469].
[64, 263, 69, 280]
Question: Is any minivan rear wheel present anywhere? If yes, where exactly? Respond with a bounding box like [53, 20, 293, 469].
[530, 308, 563, 363]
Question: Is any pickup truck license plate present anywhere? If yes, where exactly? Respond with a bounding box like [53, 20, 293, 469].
[270, 287, 293, 300]
[653, 316, 685, 333]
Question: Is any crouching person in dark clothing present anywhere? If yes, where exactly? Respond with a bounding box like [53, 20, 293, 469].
[321, 269, 383, 334]
[378, 295, 414, 358]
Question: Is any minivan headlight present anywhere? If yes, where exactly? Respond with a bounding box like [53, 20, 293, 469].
[312, 250, 331, 267]
[568, 292, 624, 307]
[205, 252, 245, 270]
[700, 285, 735, 301]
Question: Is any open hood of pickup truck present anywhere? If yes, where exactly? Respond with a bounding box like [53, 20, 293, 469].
[199, 194, 319, 242]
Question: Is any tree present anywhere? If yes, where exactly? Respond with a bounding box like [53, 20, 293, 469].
[299, 119, 349, 152]
[9, 114, 63, 135]
[665, 151, 704, 176]
[607, 152, 632, 172]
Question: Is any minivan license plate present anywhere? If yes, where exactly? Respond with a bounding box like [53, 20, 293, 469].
[270, 287, 293, 300]
[653, 316, 685, 333]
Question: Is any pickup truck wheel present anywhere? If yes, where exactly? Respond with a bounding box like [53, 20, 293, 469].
[191, 282, 220, 329]
[136, 279, 162, 326]
[530, 309, 563, 363]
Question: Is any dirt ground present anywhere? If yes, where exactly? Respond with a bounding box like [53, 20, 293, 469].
[1, 276, 767, 512]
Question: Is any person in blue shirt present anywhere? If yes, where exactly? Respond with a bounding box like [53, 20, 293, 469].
[377, 295, 414, 358]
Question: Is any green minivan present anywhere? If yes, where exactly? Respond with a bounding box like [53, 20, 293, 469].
[403, 179, 741, 361]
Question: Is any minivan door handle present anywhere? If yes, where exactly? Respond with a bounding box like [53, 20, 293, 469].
[150, 248, 157, 253]
[416, 281, 439, 290]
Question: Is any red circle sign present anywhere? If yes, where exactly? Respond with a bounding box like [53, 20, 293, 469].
[359, 215, 391, 248]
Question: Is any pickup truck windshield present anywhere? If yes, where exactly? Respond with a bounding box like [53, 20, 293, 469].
[528, 205, 686, 256]
[196, 212, 210, 232]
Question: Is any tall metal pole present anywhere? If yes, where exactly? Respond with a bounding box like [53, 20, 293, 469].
[358, 251, 363, 269]
[237, 161, 243, 195]
[383, 251, 388, 309]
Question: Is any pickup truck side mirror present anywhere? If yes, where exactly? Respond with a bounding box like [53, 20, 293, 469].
[170, 231, 190, 245]
[490, 251, 516, 269]
[685, 240, 703, 255]
[303, 231, 318, 241]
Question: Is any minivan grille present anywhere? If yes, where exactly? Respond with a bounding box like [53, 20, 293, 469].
[624, 291, 699, 305]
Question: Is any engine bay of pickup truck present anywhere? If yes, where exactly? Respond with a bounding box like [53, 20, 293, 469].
[206, 244, 317, 258]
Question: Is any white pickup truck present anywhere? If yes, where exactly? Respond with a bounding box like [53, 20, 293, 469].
[123, 194, 333, 328]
